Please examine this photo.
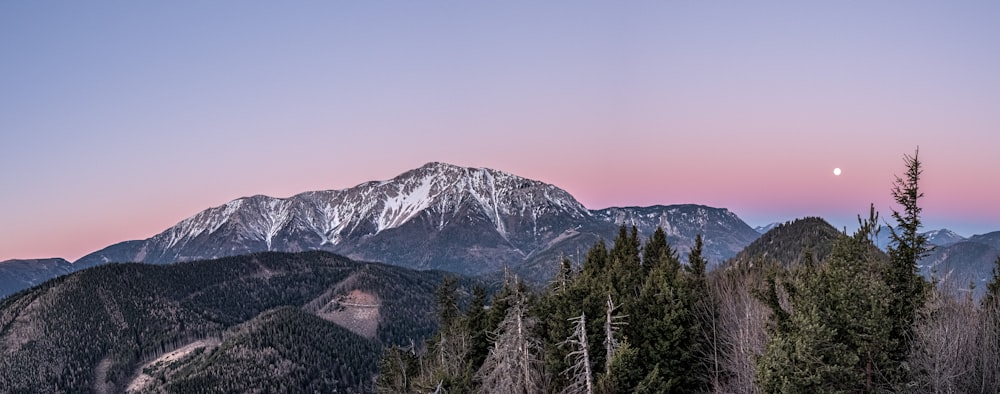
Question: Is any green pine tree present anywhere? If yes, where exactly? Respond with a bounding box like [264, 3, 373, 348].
[758, 206, 894, 393]
[885, 148, 931, 384]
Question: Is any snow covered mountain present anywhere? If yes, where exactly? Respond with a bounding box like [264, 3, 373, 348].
[77, 162, 598, 275]
[918, 230, 1000, 299]
[592, 205, 761, 266]
[72, 162, 764, 280]
[923, 228, 966, 246]
[754, 222, 782, 234]
[1, 162, 764, 299]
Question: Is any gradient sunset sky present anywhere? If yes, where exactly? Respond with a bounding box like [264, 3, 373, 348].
[2, 2, 999, 262]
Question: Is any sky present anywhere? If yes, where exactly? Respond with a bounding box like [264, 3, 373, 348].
[2, 1, 999, 262]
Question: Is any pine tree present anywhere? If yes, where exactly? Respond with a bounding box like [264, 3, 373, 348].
[598, 341, 642, 394]
[430, 276, 468, 381]
[885, 148, 931, 384]
[466, 284, 490, 372]
[608, 225, 643, 300]
[581, 241, 610, 285]
[680, 234, 711, 391]
[642, 227, 675, 273]
[758, 207, 900, 392]
[375, 345, 419, 393]
[629, 231, 705, 393]
[436, 275, 461, 331]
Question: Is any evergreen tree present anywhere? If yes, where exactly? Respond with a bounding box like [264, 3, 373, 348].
[642, 227, 674, 273]
[581, 241, 610, 285]
[758, 207, 895, 392]
[539, 257, 588, 392]
[885, 148, 931, 384]
[375, 346, 420, 393]
[466, 284, 491, 373]
[681, 234, 711, 391]
[685, 234, 708, 285]
[627, 230, 706, 392]
[608, 225, 643, 300]
[597, 341, 641, 394]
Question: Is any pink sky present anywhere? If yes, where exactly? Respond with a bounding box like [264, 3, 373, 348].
[2, 2, 999, 261]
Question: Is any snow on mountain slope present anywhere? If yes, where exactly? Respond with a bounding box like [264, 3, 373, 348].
[922, 228, 966, 247]
[591, 205, 761, 265]
[75, 162, 594, 272]
[754, 222, 781, 234]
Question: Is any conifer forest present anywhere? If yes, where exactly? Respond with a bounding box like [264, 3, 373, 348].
[0, 152, 997, 393]
[377, 150, 1000, 394]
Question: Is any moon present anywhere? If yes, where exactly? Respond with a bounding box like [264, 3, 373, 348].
[833, 168, 842, 176]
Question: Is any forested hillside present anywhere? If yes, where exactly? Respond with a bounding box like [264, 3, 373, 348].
[379, 223, 1000, 393]
[0, 251, 452, 393]
[137, 307, 382, 392]
[726, 216, 842, 267]
[376, 151, 1000, 393]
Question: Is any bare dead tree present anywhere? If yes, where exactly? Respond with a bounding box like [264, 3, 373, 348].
[604, 294, 626, 375]
[707, 267, 770, 394]
[975, 298, 1000, 393]
[910, 281, 980, 393]
[435, 325, 470, 378]
[475, 285, 543, 394]
[559, 313, 593, 394]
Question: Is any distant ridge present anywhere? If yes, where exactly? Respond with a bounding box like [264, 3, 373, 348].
[0, 258, 73, 298]
[726, 217, 842, 267]
[1, 162, 761, 298]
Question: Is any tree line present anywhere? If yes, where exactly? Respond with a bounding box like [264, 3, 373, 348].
[377, 149, 1000, 393]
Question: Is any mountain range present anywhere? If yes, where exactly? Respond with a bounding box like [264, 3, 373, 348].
[919, 231, 1000, 297]
[0, 251, 450, 392]
[0, 162, 760, 299]
[733, 218, 1000, 299]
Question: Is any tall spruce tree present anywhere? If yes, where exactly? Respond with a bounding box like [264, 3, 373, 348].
[642, 227, 675, 273]
[885, 148, 931, 384]
[466, 284, 491, 372]
[626, 230, 707, 392]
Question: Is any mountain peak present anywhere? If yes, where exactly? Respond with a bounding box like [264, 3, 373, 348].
[6, 163, 768, 298]
[922, 228, 966, 246]
[74, 162, 593, 272]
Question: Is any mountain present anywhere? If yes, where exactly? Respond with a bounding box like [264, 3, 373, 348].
[51, 163, 756, 285]
[74, 162, 600, 276]
[728, 218, 997, 300]
[592, 205, 761, 266]
[0, 251, 450, 392]
[134, 307, 382, 392]
[726, 217, 844, 267]
[0, 258, 74, 297]
[873, 227, 965, 251]
[923, 228, 966, 246]
[967, 231, 1000, 251]
[873, 225, 895, 251]
[920, 231, 1000, 299]
[754, 222, 781, 234]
